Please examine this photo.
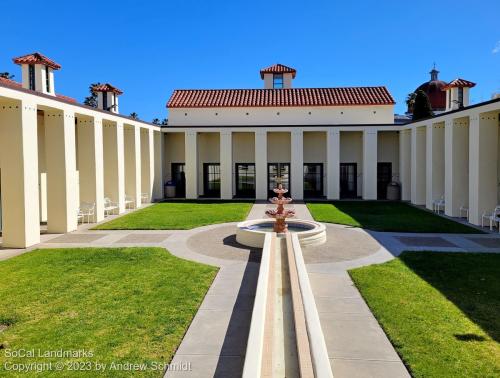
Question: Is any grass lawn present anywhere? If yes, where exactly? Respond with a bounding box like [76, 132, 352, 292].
[307, 201, 481, 233]
[94, 201, 253, 230]
[0, 248, 217, 377]
[349, 252, 500, 378]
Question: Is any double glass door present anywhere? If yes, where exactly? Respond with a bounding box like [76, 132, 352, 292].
[171, 163, 186, 198]
[340, 163, 357, 198]
[304, 163, 323, 198]
[235, 163, 255, 198]
[268, 163, 290, 197]
[203, 163, 221, 197]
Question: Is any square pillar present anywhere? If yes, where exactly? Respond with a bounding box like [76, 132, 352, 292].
[103, 121, 125, 213]
[77, 116, 104, 222]
[410, 127, 426, 205]
[327, 129, 340, 199]
[444, 118, 469, 217]
[399, 129, 411, 201]
[140, 128, 155, 202]
[0, 100, 40, 247]
[363, 129, 377, 200]
[255, 131, 268, 200]
[124, 125, 141, 209]
[468, 112, 498, 225]
[291, 129, 304, 200]
[220, 131, 233, 199]
[185, 131, 198, 199]
[153, 130, 164, 201]
[44, 109, 78, 232]
[425, 122, 445, 210]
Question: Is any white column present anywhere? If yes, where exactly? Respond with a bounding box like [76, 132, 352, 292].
[425, 122, 445, 210]
[77, 116, 104, 221]
[0, 100, 40, 247]
[153, 130, 164, 201]
[255, 131, 267, 200]
[44, 109, 78, 232]
[410, 126, 426, 205]
[185, 131, 198, 199]
[103, 121, 125, 213]
[362, 129, 377, 200]
[291, 129, 304, 200]
[399, 129, 411, 201]
[141, 128, 155, 202]
[327, 129, 340, 199]
[220, 131, 233, 199]
[468, 112, 498, 225]
[124, 125, 141, 208]
[444, 118, 469, 217]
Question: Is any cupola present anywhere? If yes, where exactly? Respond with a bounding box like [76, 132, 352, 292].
[442, 78, 476, 111]
[92, 83, 123, 114]
[260, 64, 296, 89]
[13, 52, 61, 96]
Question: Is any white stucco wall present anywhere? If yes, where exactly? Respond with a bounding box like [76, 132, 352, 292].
[340, 131, 363, 196]
[197, 132, 220, 195]
[163, 132, 185, 183]
[168, 105, 394, 126]
[378, 131, 399, 182]
[267, 132, 291, 162]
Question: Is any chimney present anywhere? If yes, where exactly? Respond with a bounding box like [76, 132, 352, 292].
[13, 52, 61, 96]
[92, 83, 123, 114]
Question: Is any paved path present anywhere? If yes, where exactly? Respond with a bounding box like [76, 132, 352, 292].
[2, 202, 500, 377]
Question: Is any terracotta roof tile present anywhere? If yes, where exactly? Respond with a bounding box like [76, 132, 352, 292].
[92, 83, 123, 95]
[167, 87, 395, 108]
[442, 78, 476, 90]
[260, 64, 297, 79]
[13, 52, 61, 70]
[0, 76, 22, 87]
[55, 94, 77, 103]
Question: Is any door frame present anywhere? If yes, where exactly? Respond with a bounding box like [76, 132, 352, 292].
[235, 163, 256, 198]
[303, 163, 324, 198]
[377, 162, 392, 200]
[171, 162, 186, 198]
[340, 162, 358, 199]
[203, 162, 221, 198]
[267, 163, 291, 197]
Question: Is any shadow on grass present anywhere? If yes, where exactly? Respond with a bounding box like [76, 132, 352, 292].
[400, 252, 500, 343]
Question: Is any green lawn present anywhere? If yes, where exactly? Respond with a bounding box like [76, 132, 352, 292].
[350, 252, 500, 378]
[0, 248, 217, 377]
[307, 201, 481, 233]
[94, 201, 253, 230]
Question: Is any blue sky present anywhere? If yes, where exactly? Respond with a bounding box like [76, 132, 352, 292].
[1, 0, 499, 121]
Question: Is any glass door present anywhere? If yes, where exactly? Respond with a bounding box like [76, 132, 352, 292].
[268, 163, 290, 197]
[203, 163, 221, 198]
[171, 163, 186, 198]
[377, 162, 392, 200]
[304, 163, 323, 198]
[340, 163, 357, 198]
[235, 163, 255, 198]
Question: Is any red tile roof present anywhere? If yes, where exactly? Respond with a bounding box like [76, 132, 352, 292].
[13, 52, 61, 70]
[260, 64, 297, 79]
[442, 78, 476, 90]
[92, 83, 123, 95]
[0, 76, 22, 87]
[55, 94, 77, 103]
[167, 87, 395, 108]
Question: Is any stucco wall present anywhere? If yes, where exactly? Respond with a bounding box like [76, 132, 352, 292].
[197, 132, 220, 195]
[163, 132, 185, 183]
[168, 105, 394, 126]
[267, 132, 291, 162]
[340, 131, 363, 196]
[378, 131, 399, 180]
[303, 132, 326, 163]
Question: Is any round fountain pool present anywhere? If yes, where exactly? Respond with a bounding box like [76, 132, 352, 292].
[236, 218, 326, 248]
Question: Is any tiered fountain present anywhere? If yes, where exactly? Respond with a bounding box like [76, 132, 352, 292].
[236, 177, 326, 247]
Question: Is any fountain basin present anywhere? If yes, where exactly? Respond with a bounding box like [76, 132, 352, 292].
[236, 218, 326, 248]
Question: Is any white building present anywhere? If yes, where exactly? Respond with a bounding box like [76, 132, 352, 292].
[0, 55, 499, 248]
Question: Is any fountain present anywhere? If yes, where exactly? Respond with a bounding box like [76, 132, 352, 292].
[236, 177, 326, 248]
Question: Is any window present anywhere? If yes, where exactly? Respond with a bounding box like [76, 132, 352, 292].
[28, 64, 35, 90]
[273, 74, 283, 89]
[203, 163, 221, 197]
[45, 65, 50, 93]
[303, 164, 323, 197]
[102, 92, 108, 110]
[236, 163, 255, 197]
[458, 87, 464, 107]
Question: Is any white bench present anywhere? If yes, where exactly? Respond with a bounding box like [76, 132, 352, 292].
[104, 197, 118, 216]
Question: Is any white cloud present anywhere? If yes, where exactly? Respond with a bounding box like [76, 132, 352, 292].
[493, 41, 500, 54]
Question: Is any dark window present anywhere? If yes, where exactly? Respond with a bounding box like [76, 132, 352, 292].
[377, 162, 392, 200]
[28, 64, 35, 90]
[273, 74, 283, 89]
[304, 163, 323, 198]
[235, 163, 255, 198]
[203, 163, 221, 197]
[102, 92, 108, 110]
[268, 163, 290, 197]
[171, 163, 186, 198]
[45, 65, 50, 92]
[340, 163, 357, 198]
[458, 87, 464, 107]
[113, 93, 117, 109]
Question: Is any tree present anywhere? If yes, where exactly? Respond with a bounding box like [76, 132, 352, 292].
[0, 72, 14, 79]
[83, 83, 100, 108]
[161, 118, 168, 126]
[130, 112, 139, 120]
[405, 92, 416, 113]
[152, 118, 160, 125]
[412, 90, 433, 120]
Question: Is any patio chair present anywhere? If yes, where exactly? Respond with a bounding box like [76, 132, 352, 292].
[104, 197, 119, 216]
[80, 202, 96, 223]
[481, 205, 500, 230]
[141, 193, 149, 203]
[433, 196, 445, 213]
[77, 207, 84, 224]
[459, 205, 469, 220]
[125, 195, 135, 209]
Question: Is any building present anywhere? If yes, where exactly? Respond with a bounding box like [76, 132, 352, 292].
[1, 54, 500, 248]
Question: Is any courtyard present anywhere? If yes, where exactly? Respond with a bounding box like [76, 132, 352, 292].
[1, 201, 499, 377]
